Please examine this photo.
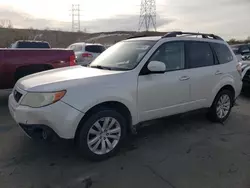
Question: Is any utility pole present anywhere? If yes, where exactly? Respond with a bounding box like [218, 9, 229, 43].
[138, 0, 157, 31]
[71, 4, 81, 32]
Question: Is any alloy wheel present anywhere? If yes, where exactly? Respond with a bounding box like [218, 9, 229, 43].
[216, 94, 231, 119]
[87, 117, 121, 155]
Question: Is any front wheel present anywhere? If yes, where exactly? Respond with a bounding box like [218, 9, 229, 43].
[208, 90, 234, 122]
[77, 109, 127, 161]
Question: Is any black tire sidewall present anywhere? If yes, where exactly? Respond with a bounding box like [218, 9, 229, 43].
[77, 109, 127, 161]
[210, 90, 233, 122]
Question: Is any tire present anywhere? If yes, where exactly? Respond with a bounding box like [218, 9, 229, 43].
[207, 90, 234, 122]
[77, 108, 127, 161]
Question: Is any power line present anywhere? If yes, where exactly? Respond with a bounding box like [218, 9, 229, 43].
[71, 4, 81, 32]
[138, 0, 157, 32]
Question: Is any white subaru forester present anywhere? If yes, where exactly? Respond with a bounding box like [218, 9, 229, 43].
[8, 32, 242, 160]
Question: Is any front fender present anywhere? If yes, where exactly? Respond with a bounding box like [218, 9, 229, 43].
[80, 96, 138, 125]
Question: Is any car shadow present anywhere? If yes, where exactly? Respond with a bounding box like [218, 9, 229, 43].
[3, 110, 215, 166]
[241, 87, 250, 100]
[0, 91, 11, 106]
[121, 109, 218, 153]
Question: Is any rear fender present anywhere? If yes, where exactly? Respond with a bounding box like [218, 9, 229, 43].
[210, 76, 235, 105]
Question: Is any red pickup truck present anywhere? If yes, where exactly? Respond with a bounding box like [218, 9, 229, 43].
[0, 49, 75, 89]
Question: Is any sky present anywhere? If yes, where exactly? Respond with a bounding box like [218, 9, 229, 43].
[0, 0, 250, 39]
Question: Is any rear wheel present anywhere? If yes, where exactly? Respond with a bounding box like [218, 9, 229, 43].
[77, 108, 127, 161]
[208, 90, 233, 122]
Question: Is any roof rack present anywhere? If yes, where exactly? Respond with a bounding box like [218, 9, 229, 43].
[162, 31, 224, 41]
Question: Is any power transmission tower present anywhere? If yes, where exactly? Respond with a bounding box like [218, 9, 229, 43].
[71, 4, 81, 32]
[138, 0, 156, 32]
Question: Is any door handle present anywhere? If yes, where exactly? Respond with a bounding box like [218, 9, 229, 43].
[179, 76, 190, 81]
[215, 70, 223, 75]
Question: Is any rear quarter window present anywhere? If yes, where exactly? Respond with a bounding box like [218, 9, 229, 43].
[85, 45, 105, 53]
[17, 42, 50, 48]
[211, 43, 234, 64]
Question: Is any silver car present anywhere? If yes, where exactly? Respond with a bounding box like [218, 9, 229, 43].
[67, 43, 105, 66]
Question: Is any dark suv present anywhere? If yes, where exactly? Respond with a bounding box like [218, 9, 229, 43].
[231, 44, 250, 60]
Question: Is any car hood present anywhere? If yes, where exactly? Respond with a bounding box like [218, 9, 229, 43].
[17, 65, 125, 92]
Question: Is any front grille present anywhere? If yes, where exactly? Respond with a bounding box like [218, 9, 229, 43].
[13, 90, 22, 103]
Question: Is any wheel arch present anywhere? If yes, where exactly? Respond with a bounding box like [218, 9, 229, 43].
[74, 101, 133, 140]
[211, 84, 235, 107]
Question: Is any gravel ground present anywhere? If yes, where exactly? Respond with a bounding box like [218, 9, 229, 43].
[0, 90, 250, 188]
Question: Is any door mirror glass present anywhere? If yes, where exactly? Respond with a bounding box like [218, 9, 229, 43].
[147, 61, 166, 73]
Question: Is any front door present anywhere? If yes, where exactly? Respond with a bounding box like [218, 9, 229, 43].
[137, 41, 191, 122]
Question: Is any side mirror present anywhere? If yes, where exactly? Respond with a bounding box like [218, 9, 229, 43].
[147, 61, 166, 73]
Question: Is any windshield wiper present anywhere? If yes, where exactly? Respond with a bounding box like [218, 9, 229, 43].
[89, 65, 111, 70]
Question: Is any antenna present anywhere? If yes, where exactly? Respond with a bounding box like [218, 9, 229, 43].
[138, 0, 156, 32]
[71, 4, 81, 32]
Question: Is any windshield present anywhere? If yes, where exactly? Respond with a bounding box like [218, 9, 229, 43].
[90, 40, 156, 70]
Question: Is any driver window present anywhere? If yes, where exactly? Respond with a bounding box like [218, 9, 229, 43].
[150, 42, 185, 71]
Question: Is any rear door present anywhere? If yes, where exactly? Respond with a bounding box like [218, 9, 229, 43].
[185, 41, 220, 109]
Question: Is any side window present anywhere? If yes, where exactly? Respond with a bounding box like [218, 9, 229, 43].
[74, 45, 82, 52]
[149, 42, 185, 71]
[69, 45, 75, 50]
[186, 41, 214, 68]
[211, 43, 233, 64]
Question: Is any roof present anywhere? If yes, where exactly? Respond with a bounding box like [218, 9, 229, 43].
[231, 44, 249, 48]
[125, 31, 224, 42]
[71, 42, 104, 46]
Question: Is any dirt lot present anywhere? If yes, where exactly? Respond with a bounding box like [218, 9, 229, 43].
[1, 90, 250, 188]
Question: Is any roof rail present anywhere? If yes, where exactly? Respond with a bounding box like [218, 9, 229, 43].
[127, 32, 163, 39]
[162, 31, 224, 41]
[127, 35, 150, 39]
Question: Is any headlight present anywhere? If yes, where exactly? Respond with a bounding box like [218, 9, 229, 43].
[20, 90, 66, 108]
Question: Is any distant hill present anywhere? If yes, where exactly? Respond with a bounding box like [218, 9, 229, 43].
[1, 28, 247, 48]
[0, 28, 166, 48]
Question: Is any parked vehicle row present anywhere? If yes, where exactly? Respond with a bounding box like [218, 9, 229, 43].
[231, 43, 250, 57]
[8, 31, 242, 161]
[231, 44, 250, 89]
[0, 40, 107, 90]
[0, 48, 76, 89]
[67, 43, 105, 66]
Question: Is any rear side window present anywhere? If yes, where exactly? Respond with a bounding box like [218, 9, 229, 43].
[186, 41, 214, 68]
[17, 42, 50, 48]
[74, 45, 82, 52]
[85, 45, 105, 53]
[211, 43, 233, 64]
[68, 45, 82, 52]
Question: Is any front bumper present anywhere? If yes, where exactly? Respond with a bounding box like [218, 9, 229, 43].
[19, 123, 58, 140]
[8, 91, 84, 139]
